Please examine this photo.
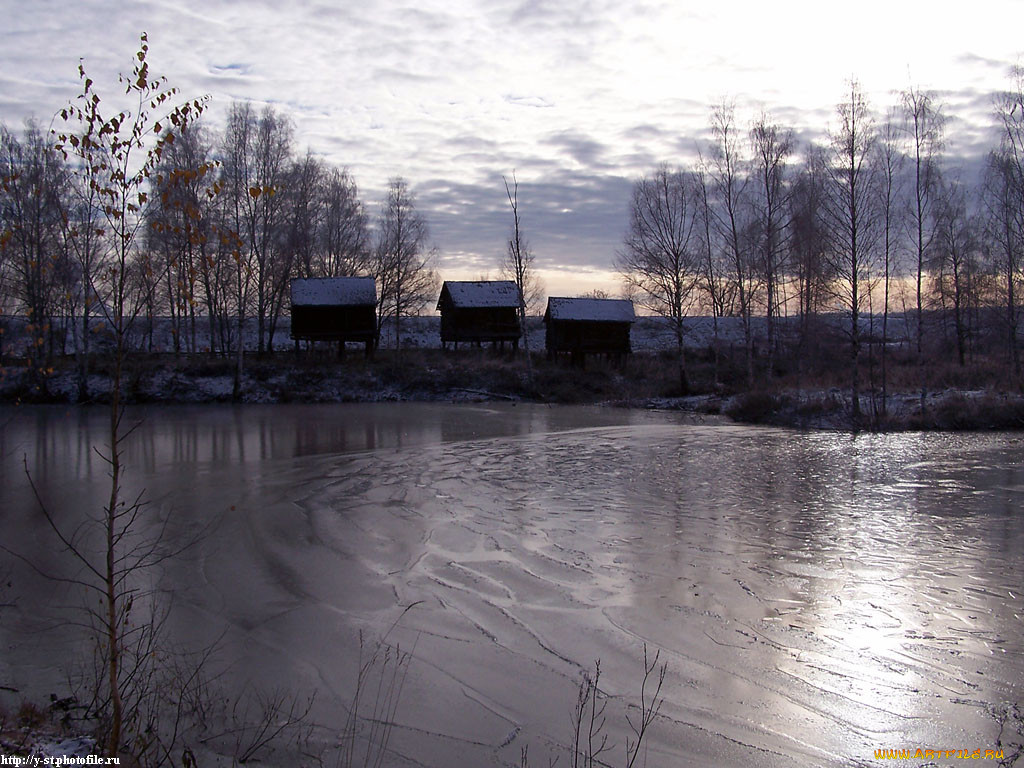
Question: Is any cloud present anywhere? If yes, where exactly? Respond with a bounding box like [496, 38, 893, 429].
[1, 0, 1019, 281]
[955, 52, 1016, 73]
[414, 167, 633, 278]
[621, 124, 670, 141]
[503, 94, 555, 109]
[373, 67, 441, 85]
[209, 63, 253, 77]
[541, 130, 610, 169]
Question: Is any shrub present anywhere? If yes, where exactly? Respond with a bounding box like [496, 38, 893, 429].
[725, 391, 780, 424]
[16, 700, 47, 730]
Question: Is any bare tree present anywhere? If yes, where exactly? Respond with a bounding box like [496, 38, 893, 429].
[990, 67, 1024, 384]
[373, 177, 436, 351]
[983, 150, 1023, 384]
[148, 120, 220, 357]
[0, 122, 68, 376]
[284, 150, 324, 281]
[819, 80, 879, 424]
[320, 166, 371, 277]
[708, 102, 757, 387]
[694, 159, 733, 386]
[142, 118, 240, 359]
[502, 172, 542, 363]
[788, 148, 830, 384]
[748, 114, 794, 373]
[220, 103, 294, 355]
[875, 110, 906, 415]
[901, 85, 944, 409]
[931, 178, 979, 367]
[617, 165, 700, 392]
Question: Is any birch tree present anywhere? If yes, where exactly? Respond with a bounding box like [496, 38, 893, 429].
[819, 81, 879, 424]
[931, 179, 978, 367]
[695, 159, 733, 385]
[374, 177, 436, 351]
[51, 33, 207, 759]
[788, 148, 830, 381]
[617, 165, 700, 392]
[989, 67, 1024, 383]
[319, 166, 371, 277]
[708, 102, 757, 386]
[901, 85, 944, 408]
[0, 122, 68, 373]
[749, 114, 794, 372]
[220, 103, 294, 355]
[875, 110, 905, 414]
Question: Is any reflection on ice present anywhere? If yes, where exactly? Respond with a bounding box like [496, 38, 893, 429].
[2, 405, 1023, 767]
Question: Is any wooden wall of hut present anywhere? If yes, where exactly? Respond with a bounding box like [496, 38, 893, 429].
[439, 307, 521, 349]
[545, 319, 631, 365]
[291, 305, 376, 356]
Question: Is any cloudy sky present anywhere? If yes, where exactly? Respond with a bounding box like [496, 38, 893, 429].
[2, 0, 1022, 296]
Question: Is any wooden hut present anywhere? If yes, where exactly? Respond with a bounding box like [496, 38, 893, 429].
[436, 280, 522, 350]
[543, 297, 635, 365]
[290, 277, 377, 357]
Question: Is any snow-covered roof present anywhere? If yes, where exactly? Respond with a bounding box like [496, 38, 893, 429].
[438, 280, 520, 309]
[544, 297, 635, 322]
[291, 277, 376, 306]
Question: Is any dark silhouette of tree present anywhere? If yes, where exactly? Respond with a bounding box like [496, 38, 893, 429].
[617, 165, 700, 393]
[319, 166, 371, 277]
[373, 177, 436, 351]
[220, 102, 294, 355]
[819, 80, 879, 424]
[0, 122, 68, 377]
[901, 85, 944, 410]
[708, 102, 757, 387]
[788, 148, 830, 385]
[931, 178, 979, 368]
[148, 121, 221, 357]
[695, 159, 733, 386]
[748, 114, 794, 374]
[875, 110, 905, 415]
[990, 68, 1024, 384]
[503, 172, 543, 365]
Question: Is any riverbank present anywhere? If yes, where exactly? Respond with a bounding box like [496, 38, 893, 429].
[3, 350, 1023, 431]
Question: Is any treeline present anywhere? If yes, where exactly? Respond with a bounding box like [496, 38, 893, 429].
[618, 77, 1024, 417]
[0, 103, 436, 388]
[5, 71, 1024, 415]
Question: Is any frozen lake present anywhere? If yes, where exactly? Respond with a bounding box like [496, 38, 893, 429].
[2, 403, 1023, 766]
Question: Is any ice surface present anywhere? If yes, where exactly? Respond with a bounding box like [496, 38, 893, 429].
[3, 405, 1023, 767]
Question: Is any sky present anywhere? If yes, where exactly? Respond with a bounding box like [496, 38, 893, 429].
[1, 0, 1022, 297]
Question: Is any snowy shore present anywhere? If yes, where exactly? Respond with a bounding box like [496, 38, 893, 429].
[2, 314, 1023, 430]
[4, 354, 1023, 431]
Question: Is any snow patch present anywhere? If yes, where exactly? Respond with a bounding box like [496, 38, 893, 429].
[438, 281, 520, 309]
[290, 277, 376, 306]
[544, 297, 635, 322]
